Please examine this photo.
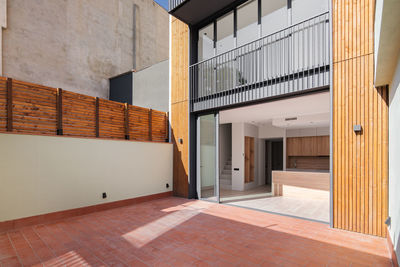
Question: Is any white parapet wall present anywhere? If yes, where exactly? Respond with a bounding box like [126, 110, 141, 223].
[0, 133, 173, 222]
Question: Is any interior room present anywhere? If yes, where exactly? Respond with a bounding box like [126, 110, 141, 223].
[218, 91, 330, 223]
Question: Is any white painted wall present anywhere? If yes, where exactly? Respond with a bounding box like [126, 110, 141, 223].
[231, 122, 260, 191]
[219, 123, 232, 174]
[286, 127, 330, 137]
[232, 123, 244, 190]
[389, 55, 400, 261]
[0, 134, 173, 222]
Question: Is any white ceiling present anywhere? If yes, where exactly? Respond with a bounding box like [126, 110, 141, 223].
[219, 92, 330, 128]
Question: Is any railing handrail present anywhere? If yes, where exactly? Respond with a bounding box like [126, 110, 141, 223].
[190, 11, 329, 68]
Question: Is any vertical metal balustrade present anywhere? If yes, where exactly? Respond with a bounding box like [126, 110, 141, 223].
[190, 12, 330, 112]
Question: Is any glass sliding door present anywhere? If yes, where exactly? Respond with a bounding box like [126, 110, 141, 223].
[197, 113, 219, 202]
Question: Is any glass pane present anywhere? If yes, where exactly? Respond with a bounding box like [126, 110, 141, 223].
[216, 11, 234, 55]
[261, 0, 287, 36]
[198, 23, 214, 61]
[292, 0, 329, 24]
[199, 114, 217, 200]
[237, 0, 258, 46]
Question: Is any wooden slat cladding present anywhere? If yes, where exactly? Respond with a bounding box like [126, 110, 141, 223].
[171, 101, 189, 198]
[333, 0, 388, 237]
[171, 17, 189, 105]
[0, 77, 7, 132]
[0, 77, 168, 143]
[129, 105, 150, 141]
[62, 90, 96, 138]
[12, 80, 57, 135]
[171, 17, 189, 197]
[98, 99, 126, 139]
[151, 110, 168, 142]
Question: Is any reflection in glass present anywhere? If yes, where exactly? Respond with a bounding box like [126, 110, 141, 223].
[198, 23, 214, 61]
[261, 0, 287, 36]
[237, 0, 258, 46]
[199, 114, 218, 201]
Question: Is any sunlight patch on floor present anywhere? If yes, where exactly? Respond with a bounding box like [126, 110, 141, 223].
[123, 207, 200, 248]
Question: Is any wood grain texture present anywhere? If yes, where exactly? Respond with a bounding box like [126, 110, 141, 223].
[245, 136, 255, 183]
[171, 101, 189, 198]
[0, 78, 168, 143]
[272, 171, 330, 192]
[332, 0, 388, 237]
[170, 18, 190, 198]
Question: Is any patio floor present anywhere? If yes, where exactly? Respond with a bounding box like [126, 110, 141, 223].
[0, 197, 392, 266]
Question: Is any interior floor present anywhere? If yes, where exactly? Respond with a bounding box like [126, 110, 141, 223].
[226, 185, 329, 223]
[219, 185, 271, 202]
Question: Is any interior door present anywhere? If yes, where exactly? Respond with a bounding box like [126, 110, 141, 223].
[245, 136, 255, 183]
[197, 113, 219, 202]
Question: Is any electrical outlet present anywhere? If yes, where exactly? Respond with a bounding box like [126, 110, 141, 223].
[102, 192, 107, 199]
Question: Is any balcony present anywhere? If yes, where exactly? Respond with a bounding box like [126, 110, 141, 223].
[169, 0, 237, 25]
[190, 12, 330, 112]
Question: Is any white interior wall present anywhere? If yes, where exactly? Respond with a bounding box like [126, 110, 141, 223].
[0, 133, 173, 222]
[219, 124, 232, 174]
[286, 127, 330, 137]
[389, 55, 400, 261]
[232, 123, 244, 190]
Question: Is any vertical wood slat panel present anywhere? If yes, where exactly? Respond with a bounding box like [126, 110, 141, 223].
[333, 0, 388, 237]
[171, 17, 189, 198]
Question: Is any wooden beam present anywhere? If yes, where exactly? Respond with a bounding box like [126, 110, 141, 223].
[56, 88, 63, 135]
[6, 78, 12, 131]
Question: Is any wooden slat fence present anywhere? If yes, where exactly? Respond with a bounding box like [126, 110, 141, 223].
[0, 77, 169, 142]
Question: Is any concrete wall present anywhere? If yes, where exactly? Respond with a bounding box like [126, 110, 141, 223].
[0, 133, 173, 222]
[1, 0, 169, 99]
[389, 56, 400, 262]
[132, 59, 169, 111]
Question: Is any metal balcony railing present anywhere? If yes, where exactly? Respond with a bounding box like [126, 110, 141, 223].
[169, 0, 187, 11]
[190, 12, 330, 112]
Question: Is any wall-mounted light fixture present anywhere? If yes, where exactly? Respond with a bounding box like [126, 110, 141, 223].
[353, 124, 363, 133]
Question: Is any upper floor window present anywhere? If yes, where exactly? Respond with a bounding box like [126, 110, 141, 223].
[237, 0, 258, 47]
[216, 11, 234, 54]
[292, 0, 329, 24]
[261, 0, 287, 36]
[195, 0, 329, 62]
[198, 23, 214, 61]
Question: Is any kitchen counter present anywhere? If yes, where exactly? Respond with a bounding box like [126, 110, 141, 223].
[272, 170, 330, 196]
[286, 168, 329, 173]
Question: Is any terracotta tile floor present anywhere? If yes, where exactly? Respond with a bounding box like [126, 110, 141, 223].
[0, 197, 392, 266]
